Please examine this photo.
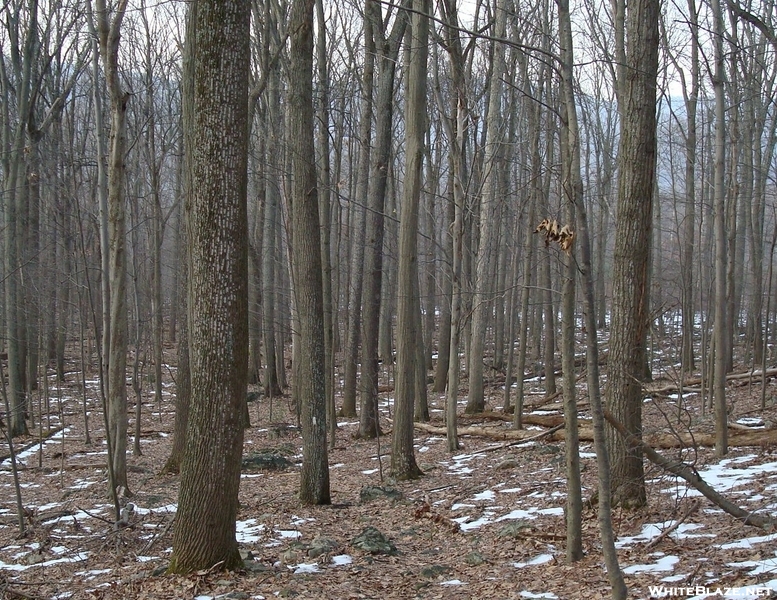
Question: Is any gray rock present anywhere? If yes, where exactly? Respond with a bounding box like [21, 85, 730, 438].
[497, 521, 533, 538]
[241, 452, 293, 471]
[465, 551, 486, 565]
[419, 564, 449, 578]
[494, 459, 520, 470]
[243, 560, 271, 573]
[351, 526, 397, 555]
[307, 535, 339, 558]
[359, 485, 403, 503]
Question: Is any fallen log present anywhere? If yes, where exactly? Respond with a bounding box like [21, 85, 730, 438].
[646, 368, 777, 395]
[604, 410, 776, 530]
[414, 420, 777, 449]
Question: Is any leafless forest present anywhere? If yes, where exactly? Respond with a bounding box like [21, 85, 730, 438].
[2, 0, 777, 598]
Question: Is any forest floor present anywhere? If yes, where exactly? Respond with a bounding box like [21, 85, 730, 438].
[2, 359, 777, 600]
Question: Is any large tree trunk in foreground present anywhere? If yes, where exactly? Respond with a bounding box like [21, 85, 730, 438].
[605, 0, 659, 509]
[168, 0, 250, 574]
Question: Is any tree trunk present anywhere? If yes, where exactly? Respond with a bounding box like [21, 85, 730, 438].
[2, 0, 38, 438]
[168, 0, 250, 574]
[711, 0, 728, 456]
[605, 0, 659, 508]
[561, 58, 629, 600]
[391, 0, 427, 479]
[465, 0, 507, 414]
[358, 1, 406, 439]
[94, 0, 131, 497]
[262, 53, 282, 399]
[289, 0, 331, 505]
[315, 0, 336, 450]
[340, 4, 375, 418]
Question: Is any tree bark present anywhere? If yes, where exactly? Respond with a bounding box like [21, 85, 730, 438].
[93, 0, 131, 496]
[711, 0, 729, 456]
[465, 0, 508, 414]
[358, 1, 407, 439]
[340, 3, 375, 418]
[391, 0, 427, 479]
[289, 0, 331, 505]
[605, 0, 659, 509]
[559, 0, 624, 589]
[168, 0, 250, 573]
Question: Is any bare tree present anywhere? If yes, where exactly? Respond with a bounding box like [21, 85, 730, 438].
[605, 0, 660, 508]
[168, 0, 250, 573]
[466, 0, 508, 415]
[358, 0, 407, 439]
[92, 0, 131, 496]
[289, 0, 331, 504]
[711, 0, 728, 456]
[391, 0, 428, 479]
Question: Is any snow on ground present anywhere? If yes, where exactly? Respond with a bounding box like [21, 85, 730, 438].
[4, 371, 777, 599]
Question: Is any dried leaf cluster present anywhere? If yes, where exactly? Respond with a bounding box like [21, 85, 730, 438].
[535, 218, 575, 255]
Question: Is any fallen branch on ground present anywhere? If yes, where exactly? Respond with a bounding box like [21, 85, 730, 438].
[604, 410, 776, 530]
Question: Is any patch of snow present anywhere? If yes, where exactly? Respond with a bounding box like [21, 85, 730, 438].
[453, 512, 497, 531]
[513, 554, 554, 568]
[497, 507, 564, 521]
[623, 554, 679, 574]
[726, 551, 777, 576]
[666, 455, 777, 499]
[616, 521, 714, 549]
[75, 569, 112, 579]
[718, 532, 777, 550]
[277, 530, 302, 539]
[236, 519, 266, 543]
[736, 417, 765, 428]
[290, 562, 321, 574]
[473, 490, 495, 501]
[440, 579, 466, 585]
[331, 554, 352, 566]
[0, 551, 90, 572]
[519, 592, 558, 599]
[134, 504, 177, 516]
